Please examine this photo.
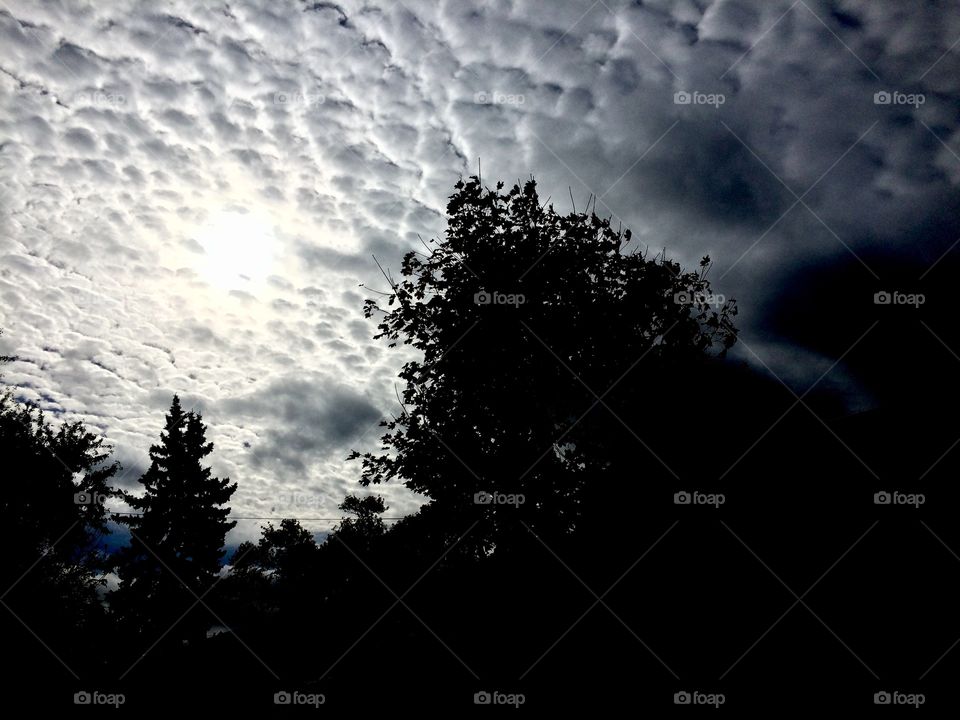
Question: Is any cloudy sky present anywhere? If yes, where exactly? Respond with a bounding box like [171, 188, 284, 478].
[1, 0, 959, 542]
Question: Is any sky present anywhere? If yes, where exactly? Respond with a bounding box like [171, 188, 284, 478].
[1, 0, 959, 543]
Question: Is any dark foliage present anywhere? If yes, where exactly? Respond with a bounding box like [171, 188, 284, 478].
[350, 176, 737, 551]
[0, 380, 119, 687]
[3, 176, 960, 712]
[110, 396, 237, 643]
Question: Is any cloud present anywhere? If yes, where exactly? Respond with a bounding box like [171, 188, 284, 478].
[1, 0, 959, 542]
[220, 373, 382, 474]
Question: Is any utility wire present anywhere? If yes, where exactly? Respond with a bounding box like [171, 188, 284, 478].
[104, 511, 405, 521]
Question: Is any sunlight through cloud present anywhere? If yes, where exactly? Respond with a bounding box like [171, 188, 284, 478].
[196, 210, 276, 289]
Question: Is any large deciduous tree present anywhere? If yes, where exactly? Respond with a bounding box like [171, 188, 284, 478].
[351, 176, 737, 551]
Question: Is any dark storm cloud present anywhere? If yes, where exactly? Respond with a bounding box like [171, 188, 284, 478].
[220, 374, 382, 475]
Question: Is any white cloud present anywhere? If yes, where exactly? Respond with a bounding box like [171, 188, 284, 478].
[1, 0, 958, 542]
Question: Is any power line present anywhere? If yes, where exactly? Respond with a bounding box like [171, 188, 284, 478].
[105, 511, 405, 522]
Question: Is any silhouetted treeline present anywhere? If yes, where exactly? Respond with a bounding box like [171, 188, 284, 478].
[3, 178, 960, 711]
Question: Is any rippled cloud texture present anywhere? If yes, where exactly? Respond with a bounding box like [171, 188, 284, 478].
[2, 0, 958, 540]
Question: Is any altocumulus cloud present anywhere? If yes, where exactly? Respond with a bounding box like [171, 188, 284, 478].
[1, 0, 959, 540]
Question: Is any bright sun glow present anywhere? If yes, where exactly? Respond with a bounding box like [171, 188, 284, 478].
[196, 210, 276, 288]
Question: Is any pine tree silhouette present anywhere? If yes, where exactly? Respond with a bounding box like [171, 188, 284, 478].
[111, 395, 237, 644]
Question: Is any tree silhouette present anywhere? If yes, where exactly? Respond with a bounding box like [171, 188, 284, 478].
[334, 494, 388, 548]
[350, 176, 737, 550]
[0, 328, 14, 364]
[0, 351, 119, 684]
[111, 395, 237, 643]
[232, 518, 319, 585]
[220, 518, 320, 639]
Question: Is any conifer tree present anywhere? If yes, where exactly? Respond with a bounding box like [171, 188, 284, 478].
[111, 395, 237, 641]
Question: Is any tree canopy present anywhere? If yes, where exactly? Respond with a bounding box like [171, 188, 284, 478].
[351, 176, 738, 549]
